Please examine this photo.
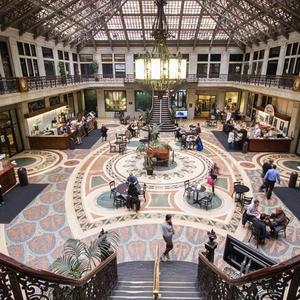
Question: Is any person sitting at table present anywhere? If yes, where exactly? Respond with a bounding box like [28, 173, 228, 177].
[127, 172, 138, 185]
[269, 207, 288, 237]
[228, 129, 235, 149]
[252, 214, 271, 244]
[195, 123, 201, 134]
[127, 183, 140, 212]
[242, 199, 260, 225]
[181, 134, 187, 149]
[127, 123, 136, 137]
[195, 134, 203, 151]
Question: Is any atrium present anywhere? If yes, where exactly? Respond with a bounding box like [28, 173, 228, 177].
[0, 0, 300, 299]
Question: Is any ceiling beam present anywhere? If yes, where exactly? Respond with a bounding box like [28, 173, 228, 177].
[176, 0, 185, 50]
[192, 9, 203, 49]
[271, 0, 300, 22]
[62, 3, 120, 43]
[19, 0, 81, 35]
[138, 0, 146, 50]
[119, 6, 130, 49]
[72, 0, 128, 48]
[0, 0, 21, 18]
[54, 1, 112, 43]
[242, 0, 300, 33]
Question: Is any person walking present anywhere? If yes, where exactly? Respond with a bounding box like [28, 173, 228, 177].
[259, 159, 273, 191]
[161, 214, 175, 262]
[100, 124, 108, 141]
[82, 118, 89, 137]
[264, 165, 280, 199]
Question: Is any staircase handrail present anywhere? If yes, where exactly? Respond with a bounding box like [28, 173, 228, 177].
[0, 251, 118, 299]
[198, 252, 300, 299]
[153, 244, 160, 299]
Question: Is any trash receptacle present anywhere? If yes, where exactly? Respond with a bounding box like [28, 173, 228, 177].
[242, 141, 248, 153]
[18, 167, 28, 186]
[69, 138, 75, 150]
[288, 172, 298, 188]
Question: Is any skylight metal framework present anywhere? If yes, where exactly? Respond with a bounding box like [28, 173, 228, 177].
[0, 0, 299, 49]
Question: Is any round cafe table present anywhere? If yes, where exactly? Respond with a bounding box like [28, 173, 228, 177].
[234, 184, 250, 202]
[115, 182, 141, 196]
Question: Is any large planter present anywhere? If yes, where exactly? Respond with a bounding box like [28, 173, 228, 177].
[147, 146, 169, 160]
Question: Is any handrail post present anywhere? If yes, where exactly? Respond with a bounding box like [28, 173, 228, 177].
[202, 229, 218, 263]
[153, 244, 160, 299]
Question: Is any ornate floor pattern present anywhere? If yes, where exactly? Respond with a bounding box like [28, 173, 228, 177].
[2, 119, 300, 271]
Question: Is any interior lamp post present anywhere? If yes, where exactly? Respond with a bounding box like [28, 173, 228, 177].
[135, 0, 187, 93]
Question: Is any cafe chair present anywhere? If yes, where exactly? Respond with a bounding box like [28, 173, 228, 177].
[274, 217, 290, 239]
[199, 193, 213, 210]
[109, 142, 117, 153]
[240, 196, 253, 211]
[112, 190, 126, 209]
[248, 222, 260, 248]
[183, 180, 193, 199]
[115, 133, 122, 142]
[109, 181, 116, 198]
[231, 181, 242, 198]
[119, 142, 127, 154]
[139, 183, 147, 201]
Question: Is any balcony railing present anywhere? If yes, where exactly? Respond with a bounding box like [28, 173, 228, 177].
[0, 73, 295, 95]
[0, 251, 117, 299]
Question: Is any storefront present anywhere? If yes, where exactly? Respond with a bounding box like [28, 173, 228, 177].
[195, 94, 216, 117]
[225, 92, 239, 111]
[0, 108, 23, 157]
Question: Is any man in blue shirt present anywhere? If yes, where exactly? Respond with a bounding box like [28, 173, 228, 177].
[264, 165, 280, 199]
[127, 172, 138, 185]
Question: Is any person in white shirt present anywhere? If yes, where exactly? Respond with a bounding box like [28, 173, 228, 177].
[254, 125, 262, 138]
[228, 130, 235, 149]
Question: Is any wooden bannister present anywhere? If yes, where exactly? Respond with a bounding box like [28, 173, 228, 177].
[197, 252, 300, 299]
[153, 244, 160, 300]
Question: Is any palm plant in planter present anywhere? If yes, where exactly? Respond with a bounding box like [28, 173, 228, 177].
[50, 229, 119, 279]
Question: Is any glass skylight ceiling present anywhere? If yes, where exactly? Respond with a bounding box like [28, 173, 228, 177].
[0, 0, 299, 48]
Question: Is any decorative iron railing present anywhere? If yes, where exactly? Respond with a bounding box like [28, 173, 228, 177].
[0, 73, 295, 95]
[0, 252, 118, 300]
[197, 252, 300, 300]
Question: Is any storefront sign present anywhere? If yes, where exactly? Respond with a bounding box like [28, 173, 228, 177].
[264, 104, 275, 116]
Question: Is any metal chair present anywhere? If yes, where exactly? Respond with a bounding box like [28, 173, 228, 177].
[274, 217, 290, 239]
[109, 181, 116, 198]
[112, 190, 126, 209]
[183, 180, 193, 198]
[199, 193, 213, 210]
[109, 142, 117, 153]
[240, 196, 253, 211]
[231, 181, 241, 198]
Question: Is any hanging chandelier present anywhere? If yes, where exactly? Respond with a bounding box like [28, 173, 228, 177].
[134, 0, 187, 91]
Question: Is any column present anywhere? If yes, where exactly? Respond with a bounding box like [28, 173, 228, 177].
[220, 52, 229, 75]
[216, 91, 226, 110]
[125, 52, 134, 76]
[73, 91, 79, 114]
[36, 45, 45, 76]
[53, 47, 59, 76]
[189, 53, 197, 76]
[261, 48, 269, 75]
[7, 36, 22, 77]
[276, 44, 287, 76]
[94, 52, 102, 76]
[97, 89, 105, 118]
[248, 50, 254, 74]
[187, 88, 196, 120]
[0, 54, 4, 77]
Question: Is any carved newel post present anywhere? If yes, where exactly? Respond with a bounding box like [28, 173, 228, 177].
[203, 229, 218, 263]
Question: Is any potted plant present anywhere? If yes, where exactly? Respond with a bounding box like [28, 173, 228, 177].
[49, 229, 119, 279]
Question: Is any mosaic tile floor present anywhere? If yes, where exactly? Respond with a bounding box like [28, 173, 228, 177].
[1, 119, 300, 271]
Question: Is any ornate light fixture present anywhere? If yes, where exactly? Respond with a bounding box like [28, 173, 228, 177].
[134, 0, 187, 91]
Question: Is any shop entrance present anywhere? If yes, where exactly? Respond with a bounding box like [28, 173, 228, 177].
[195, 95, 216, 117]
[0, 109, 23, 157]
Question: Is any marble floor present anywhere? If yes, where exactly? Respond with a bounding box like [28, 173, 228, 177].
[1, 119, 300, 271]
